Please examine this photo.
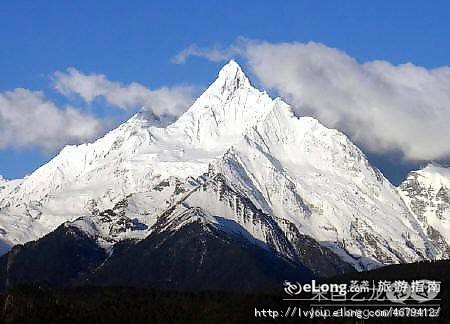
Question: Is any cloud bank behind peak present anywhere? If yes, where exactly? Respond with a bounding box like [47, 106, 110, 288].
[0, 88, 103, 152]
[175, 40, 450, 161]
[53, 68, 195, 120]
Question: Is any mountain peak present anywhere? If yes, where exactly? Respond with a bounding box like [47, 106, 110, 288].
[218, 59, 244, 76]
[212, 60, 251, 94]
[167, 59, 276, 148]
[418, 163, 450, 187]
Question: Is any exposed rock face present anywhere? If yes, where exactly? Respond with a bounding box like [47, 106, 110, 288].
[399, 163, 450, 258]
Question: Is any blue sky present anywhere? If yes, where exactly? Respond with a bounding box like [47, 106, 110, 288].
[1, 1, 450, 183]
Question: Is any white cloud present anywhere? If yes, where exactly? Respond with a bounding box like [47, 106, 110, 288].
[53, 68, 194, 121]
[0, 88, 103, 151]
[0, 68, 195, 153]
[174, 40, 450, 161]
[172, 42, 243, 64]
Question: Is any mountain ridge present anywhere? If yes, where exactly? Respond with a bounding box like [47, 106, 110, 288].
[0, 60, 448, 274]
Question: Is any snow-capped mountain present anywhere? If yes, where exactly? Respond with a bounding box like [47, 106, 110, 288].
[0, 60, 447, 273]
[0, 61, 275, 246]
[399, 163, 450, 257]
